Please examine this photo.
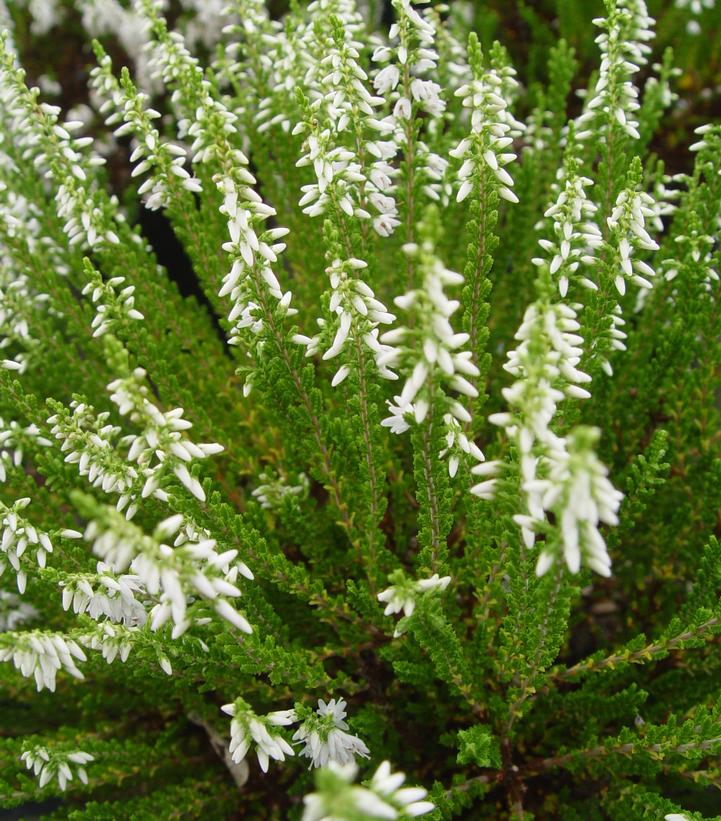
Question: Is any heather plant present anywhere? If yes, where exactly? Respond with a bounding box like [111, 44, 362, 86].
[1, 0, 721, 819]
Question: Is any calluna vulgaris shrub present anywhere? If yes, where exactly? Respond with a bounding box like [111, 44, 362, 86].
[2, 0, 721, 817]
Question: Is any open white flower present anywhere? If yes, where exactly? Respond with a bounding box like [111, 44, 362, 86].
[293, 698, 370, 768]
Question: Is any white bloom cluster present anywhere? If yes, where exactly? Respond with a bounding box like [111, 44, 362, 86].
[606, 185, 659, 296]
[222, 699, 296, 773]
[378, 571, 450, 636]
[0, 46, 119, 251]
[532, 159, 603, 297]
[0, 417, 51, 482]
[595, 303, 628, 377]
[484, 301, 623, 576]
[82, 271, 144, 339]
[60, 562, 147, 627]
[379, 238, 480, 442]
[438, 414, 485, 478]
[20, 747, 94, 791]
[450, 55, 524, 205]
[219, 0, 275, 91]
[217, 176, 295, 348]
[484, 302, 590, 539]
[0, 589, 37, 632]
[140, 3, 300, 360]
[426, 4, 472, 101]
[48, 399, 141, 517]
[0, 268, 48, 375]
[252, 7, 312, 136]
[533, 427, 624, 577]
[675, 0, 716, 34]
[302, 760, 434, 821]
[80, 0, 159, 91]
[689, 123, 721, 158]
[140, 2, 246, 170]
[170, 515, 253, 581]
[667, 228, 721, 296]
[372, 0, 445, 120]
[0, 498, 54, 593]
[108, 367, 224, 503]
[577, 0, 654, 141]
[0, 630, 86, 691]
[82, 508, 252, 638]
[371, 0, 450, 206]
[293, 256, 397, 386]
[251, 470, 309, 510]
[293, 20, 400, 236]
[293, 698, 370, 769]
[80, 620, 139, 667]
[91, 48, 202, 211]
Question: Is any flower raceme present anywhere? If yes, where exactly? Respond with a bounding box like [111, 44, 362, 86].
[222, 698, 296, 773]
[293, 698, 371, 770]
[293, 255, 398, 387]
[20, 747, 94, 791]
[378, 222, 481, 447]
[532, 427, 624, 577]
[482, 299, 623, 577]
[76, 503, 253, 639]
[450, 34, 524, 206]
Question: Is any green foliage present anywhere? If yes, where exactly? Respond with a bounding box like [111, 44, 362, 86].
[1, 0, 721, 819]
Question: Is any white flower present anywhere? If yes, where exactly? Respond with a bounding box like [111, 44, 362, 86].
[0, 497, 53, 594]
[81, 265, 144, 338]
[450, 49, 524, 206]
[0, 630, 86, 691]
[59, 562, 147, 627]
[576, 0, 654, 141]
[293, 698, 370, 768]
[534, 427, 623, 577]
[438, 414, 485, 477]
[378, 572, 450, 636]
[21, 746, 94, 791]
[0, 590, 38, 632]
[379, 226, 480, 445]
[107, 367, 224, 504]
[79, 503, 252, 639]
[91, 43, 202, 211]
[0, 418, 52, 482]
[532, 147, 603, 297]
[294, 257, 398, 385]
[302, 760, 434, 821]
[487, 299, 592, 535]
[222, 699, 296, 773]
[370, 760, 435, 817]
[80, 621, 138, 667]
[48, 399, 141, 518]
[606, 184, 659, 296]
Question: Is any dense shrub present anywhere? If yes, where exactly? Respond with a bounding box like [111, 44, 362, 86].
[2, 0, 721, 818]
